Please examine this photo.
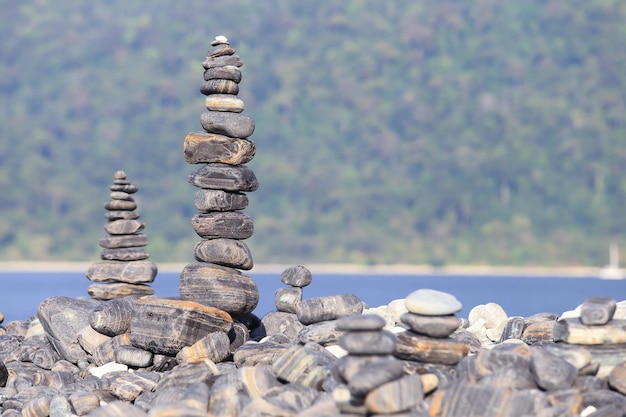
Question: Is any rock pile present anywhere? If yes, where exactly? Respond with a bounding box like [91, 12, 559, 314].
[179, 35, 260, 317]
[85, 171, 157, 300]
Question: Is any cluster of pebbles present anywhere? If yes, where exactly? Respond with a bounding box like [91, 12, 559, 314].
[85, 171, 157, 300]
[179, 35, 260, 318]
[1, 36, 626, 417]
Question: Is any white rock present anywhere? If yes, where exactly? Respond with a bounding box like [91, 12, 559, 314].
[325, 344, 348, 358]
[215, 35, 228, 43]
[560, 304, 582, 319]
[405, 289, 462, 316]
[89, 361, 128, 378]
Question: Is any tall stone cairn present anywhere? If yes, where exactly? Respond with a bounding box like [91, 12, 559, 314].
[86, 170, 157, 300]
[179, 35, 260, 317]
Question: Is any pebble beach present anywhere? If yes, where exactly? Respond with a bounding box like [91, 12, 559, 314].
[2, 36, 626, 416]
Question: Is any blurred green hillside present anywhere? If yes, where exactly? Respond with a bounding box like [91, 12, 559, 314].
[1, 0, 625, 266]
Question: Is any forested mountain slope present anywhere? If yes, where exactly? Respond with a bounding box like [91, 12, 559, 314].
[1, 0, 625, 266]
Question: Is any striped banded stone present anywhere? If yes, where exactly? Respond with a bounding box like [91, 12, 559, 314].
[183, 132, 255, 165]
[194, 189, 248, 212]
[188, 163, 258, 192]
[296, 294, 364, 325]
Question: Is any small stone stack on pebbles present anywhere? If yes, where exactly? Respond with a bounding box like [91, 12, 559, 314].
[179, 35, 260, 318]
[331, 314, 435, 415]
[394, 288, 469, 366]
[85, 171, 157, 300]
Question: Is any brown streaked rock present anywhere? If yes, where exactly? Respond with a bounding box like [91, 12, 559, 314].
[364, 374, 423, 414]
[179, 263, 259, 315]
[272, 344, 333, 390]
[200, 79, 239, 95]
[394, 330, 468, 365]
[176, 331, 231, 364]
[184, 132, 255, 165]
[554, 318, 626, 345]
[93, 333, 133, 366]
[205, 94, 245, 113]
[522, 320, 556, 345]
[191, 212, 254, 240]
[130, 297, 232, 355]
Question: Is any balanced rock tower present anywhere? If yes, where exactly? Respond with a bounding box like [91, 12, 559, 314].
[86, 170, 157, 300]
[179, 36, 260, 317]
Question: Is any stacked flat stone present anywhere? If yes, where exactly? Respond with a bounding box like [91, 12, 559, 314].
[85, 171, 157, 300]
[331, 314, 432, 415]
[395, 288, 469, 366]
[179, 35, 260, 317]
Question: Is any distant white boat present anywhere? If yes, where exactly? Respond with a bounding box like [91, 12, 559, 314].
[599, 243, 625, 280]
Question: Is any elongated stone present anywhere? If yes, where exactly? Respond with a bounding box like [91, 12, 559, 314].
[104, 219, 145, 235]
[193, 239, 253, 270]
[184, 132, 255, 165]
[530, 348, 577, 391]
[188, 163, 259, 192]
[275, 287, 302, 313]
[394, 330, 468, 365]
[297, 319, 342, 345]
[405, 289, 462, 316]
[113, 346, 153, 368]
[339, 330, 397, 355]
[205, 94, 245, 113]
[499, 316, 526, 342]
[110, 190, 133, 200]
[89, 297, 135, 336]
[608, 362, 626, 395]
[296, 294, 364, 325]
[365, 374, 423, 414]
[476, 341, 532, 373]
[104, 200, 137, 211]
[37, 296, 102, 364]
[105, 210, 140, 220]
[180, 263, 258, 314]
[272, 344, 333, 389]
[233, 342, 291, 367]
[98, 234, 148, 249]
[85, 400, 147, 417]
[237, 365, 283, 398]
[69, 391, 102, 416]
[280, 265, 313, 287]
[93, 333, 133, 366]
[76, 324, 111, 355]
[49, 395, 72, 417]
[554, 318, 626, 344]
[202, 54, 243, 69]
[204, 65, 242, 83]
[261, 311, 304, 342]
[200, 111, 254, 138]
[206, 42, 236, 58]
[194, 189, 248, 212]
[522, 320, 556, 345]
[101, 247, 149, 261]
[337, 314, 386, 331]
[400, 312, 461, 338]
[156, 361, 221, 392]
[88, 283, 154, 300]
[580, 297, 617, 326]
[348, 357, 405, 397]
[130, 297, 232, 355]
[176, 331, 231, 364]
[22, 395, 52, 417]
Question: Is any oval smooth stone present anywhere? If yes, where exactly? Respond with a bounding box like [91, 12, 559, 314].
[200, 79, 239, 95]
[204, 65, 242, 82]
[202, 54, 243, 70]
[194, 189, 248, 212]
[176, 331, 231, 364]
[399, 312, 461, 338]
[200, 111, 254, 138]
[188, 163, 259, 192]
[338, 330, 397, 355]
[191, 212, 253, 240]
[530, 348, 577, 391]
[296, 294, 364, 325]
[336, 314, 386, 331]
[404, 289, 462, 316]
[554, 318, 626, 344]
[193, 238, 253, 270]
[101, 247, 149, 261]
[348, 357, 405, 397]
[394, 331, 469, 365]
[205, 94, 245, 113]
[261, 311, 304, 342]
[183, 132, 255, 165]
[580, 297, 617, 326]
[86, 261, 157, 284]
[104, 200, 137, 211]
[179, 263, 259, 315]
[113, 346, 153, 368]
[297, 319, 342, 346]
[130, 297, 232, 355]
[607, 362, 626, 395]
[105, 210, 140, 220]
[280, 265, 313, 287]
[104, 219, 145, 235]
[206, 43, 236, 58]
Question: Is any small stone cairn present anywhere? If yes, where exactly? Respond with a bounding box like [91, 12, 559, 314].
[85, 171, 157, 300]
[178, 35, 260, 318]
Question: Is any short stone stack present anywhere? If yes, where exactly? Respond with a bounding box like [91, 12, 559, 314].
[86, 171, 157, 300]
[179, 35, 260, 317]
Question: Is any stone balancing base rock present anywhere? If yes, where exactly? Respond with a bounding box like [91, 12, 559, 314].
[86, 171, 157, 300]
[179, 35, 259, 317]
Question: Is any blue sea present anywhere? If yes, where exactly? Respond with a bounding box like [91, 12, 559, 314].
[1, 271, 625, 323]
